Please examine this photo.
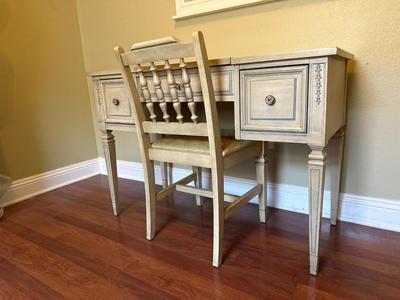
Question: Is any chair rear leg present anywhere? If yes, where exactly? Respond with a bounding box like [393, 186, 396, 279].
[192, 166, 204, 206]
[144, 160, 157, 240]
[211, 167, 224, 267]
[256, 142, 268, 223]
[160, 161, 169, 188]
[168, 163, 173, 186]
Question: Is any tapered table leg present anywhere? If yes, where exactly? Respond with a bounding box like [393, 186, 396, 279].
[308, 146, 327, 275]
[256, 141, 268, 223]
[329, 128, 345, 225]
[101, 130, 120, 216]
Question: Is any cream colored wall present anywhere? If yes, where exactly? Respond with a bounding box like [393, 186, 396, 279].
[76, 0, 400, 201]
[0, 0, 97, 180]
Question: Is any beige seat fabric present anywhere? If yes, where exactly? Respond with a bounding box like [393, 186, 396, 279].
[152, 136, 256, 157]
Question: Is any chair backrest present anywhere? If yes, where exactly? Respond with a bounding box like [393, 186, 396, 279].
[114, 31, 222, 164]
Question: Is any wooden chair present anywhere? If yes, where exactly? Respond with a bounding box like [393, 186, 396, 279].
[114, 31, 267, 267]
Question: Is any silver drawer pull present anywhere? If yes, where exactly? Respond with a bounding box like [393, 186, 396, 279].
[112, 98, 120, 106]
[265, 95, 276, 106]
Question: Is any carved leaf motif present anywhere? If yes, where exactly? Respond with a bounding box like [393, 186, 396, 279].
[95, 81, 102, 106]
[315, 64, 323, 105]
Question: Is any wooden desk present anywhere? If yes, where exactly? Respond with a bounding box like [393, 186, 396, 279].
[90, 47, 354, 275]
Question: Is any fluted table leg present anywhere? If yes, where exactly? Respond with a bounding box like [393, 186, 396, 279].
[308, 145, 327, 275]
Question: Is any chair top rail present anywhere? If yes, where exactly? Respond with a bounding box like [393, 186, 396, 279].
[131, 36, 178, 51]
[121, 42, 195, 66]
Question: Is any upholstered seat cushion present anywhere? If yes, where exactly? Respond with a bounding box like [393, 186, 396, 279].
[151, 136, 257, 157]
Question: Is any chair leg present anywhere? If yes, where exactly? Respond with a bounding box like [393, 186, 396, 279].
[144, 160, 157, 240]
[256, 142, 268, 223]
[192, 166, 204, 206]
[168, 163, 173, 186]
[211, 166, 224, 267]
[160, 161, 169, 188]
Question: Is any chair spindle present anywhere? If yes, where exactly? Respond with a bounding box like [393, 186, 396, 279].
[180, 58, 198, 124]
[150, 62, 169, 123]
[165, 60, 183, 123]
[137, 64, 156, 122]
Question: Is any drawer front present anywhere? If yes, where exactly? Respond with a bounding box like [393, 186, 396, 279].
[240, 65, 308, 133]
[103, 81, 134, 124]
[137, 65, 235, 103]
[96, 65, 235, 125]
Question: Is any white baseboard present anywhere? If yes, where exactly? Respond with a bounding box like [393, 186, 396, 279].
[1, 159, 100, 207]
[99, 158, 400, 232]
[2, 157, 399, 233]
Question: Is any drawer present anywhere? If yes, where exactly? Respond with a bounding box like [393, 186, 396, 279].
[240, 65, 308, 133]
[137, 65, 235, 103]
[96, 66, 235, 125]
[102, 81, 134, 124]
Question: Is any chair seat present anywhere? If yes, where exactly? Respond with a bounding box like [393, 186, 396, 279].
[151, 136, 257, 157]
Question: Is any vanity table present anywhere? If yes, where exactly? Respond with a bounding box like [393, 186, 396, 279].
[90, 47, 353, 275]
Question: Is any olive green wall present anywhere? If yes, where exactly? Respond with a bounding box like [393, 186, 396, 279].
[0, 0, 97, 180]
[76, 0, 400, 200]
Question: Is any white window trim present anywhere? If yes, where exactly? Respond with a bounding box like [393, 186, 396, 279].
[173, 0, 276, 20]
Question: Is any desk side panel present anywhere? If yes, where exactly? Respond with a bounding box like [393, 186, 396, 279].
[325, 57, 347, 141]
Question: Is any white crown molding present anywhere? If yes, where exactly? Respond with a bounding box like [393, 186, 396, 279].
[2, 157, 399, 233]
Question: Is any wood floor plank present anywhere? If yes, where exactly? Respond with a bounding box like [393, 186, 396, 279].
[52, 212, 290, 299]
[0, 256, 65, 300]
[293, 283, 345, 300]
[1, 175, 400, 299]
[10, 210, 251, 299]
[0, 221, 176, 300]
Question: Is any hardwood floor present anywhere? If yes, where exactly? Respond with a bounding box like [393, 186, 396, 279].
[1, 175, 399, 299]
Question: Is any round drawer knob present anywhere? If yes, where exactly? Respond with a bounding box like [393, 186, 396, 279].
[265, 95, 276, 106]
[112, 98, 120, 106]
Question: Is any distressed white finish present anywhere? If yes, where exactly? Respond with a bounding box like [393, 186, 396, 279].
[114, 31, 266, 268]
[240, 65, 308, 133]
[328, 128, 345, 225]
[256, 142, 268, 223]
[160, 162, 169, 188]
[235, 58, 347, 146]
[101, 130, 120, 216]
[193, 166, 204, 206]
[231, 47, 354, 64]
[91, 46, 352, 275]
[308, 147, 327, 275]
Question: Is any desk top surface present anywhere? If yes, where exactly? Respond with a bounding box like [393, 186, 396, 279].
[90, 47, 353, 77]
